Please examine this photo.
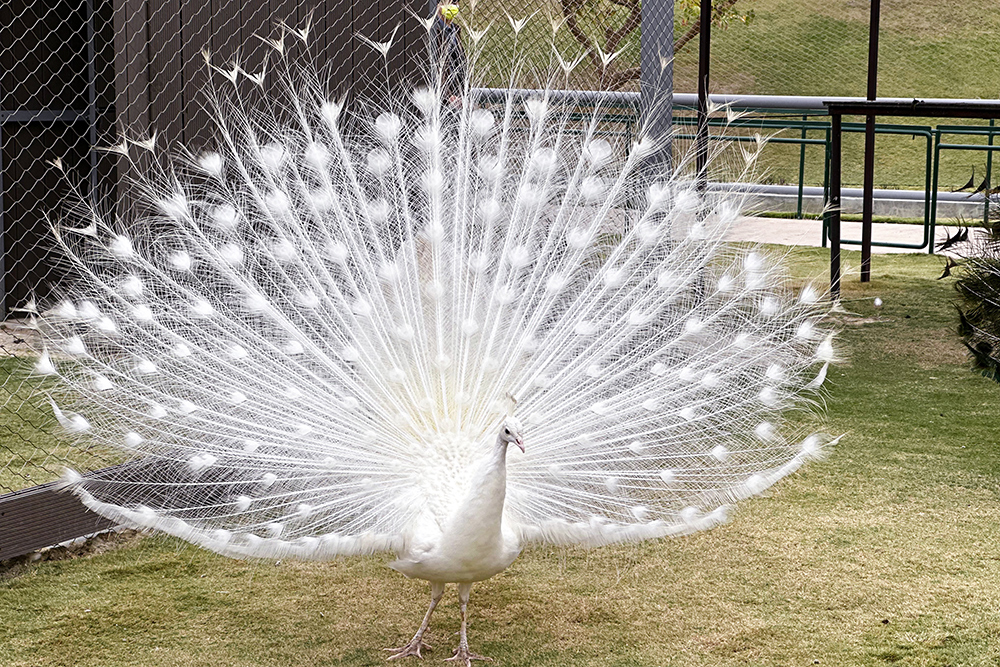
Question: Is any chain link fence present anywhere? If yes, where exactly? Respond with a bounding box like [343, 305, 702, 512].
[1, 0, 999, 494]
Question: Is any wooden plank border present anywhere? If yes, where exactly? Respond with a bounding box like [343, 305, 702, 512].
[0, 480, 113, 562]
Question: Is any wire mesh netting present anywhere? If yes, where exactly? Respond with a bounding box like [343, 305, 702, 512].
[1, 0, 999, 493]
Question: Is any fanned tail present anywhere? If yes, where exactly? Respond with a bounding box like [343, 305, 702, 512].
[38, 12, 835, 559]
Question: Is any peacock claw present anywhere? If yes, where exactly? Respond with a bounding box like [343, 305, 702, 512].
[444, 647, 493, 666]
[385, 639, 432, 660]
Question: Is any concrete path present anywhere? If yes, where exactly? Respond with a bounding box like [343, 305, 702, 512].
[727, 216, 968, 255]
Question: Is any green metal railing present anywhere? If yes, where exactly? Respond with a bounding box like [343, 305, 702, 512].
[476, 89, 999, 254]
[673, 108, 998, 254]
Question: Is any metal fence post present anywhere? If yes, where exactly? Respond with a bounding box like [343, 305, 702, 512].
[0, 119, 5, 318]
[87, 0, 99, 199]
[986, 118, 995, 226]
[830, 113, 842, 299]
[640, 0, 674, 164]
[695, 0, 711, 191]
[860, 0, 880, 282]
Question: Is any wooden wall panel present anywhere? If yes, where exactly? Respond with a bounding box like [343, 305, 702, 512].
[318, 0, 359, 96]
[210, 0, 242, 62]
[147, 0, 183, 145]
[240, 0, 271, 91]
[180, 0, 214, 149]
[120, 0, 150, 133]
[351, 0, 385, 99]
[109, 0, 426, 144]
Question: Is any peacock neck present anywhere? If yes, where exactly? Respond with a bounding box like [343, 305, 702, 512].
[451, 435, 509, 538]
[480, 435, 509, 504]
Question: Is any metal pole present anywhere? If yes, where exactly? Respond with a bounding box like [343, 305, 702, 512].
[986, 118, 995, 226]
[695, 0, 711, 191]
[860, 0, 880, 282]
[87, 0, 98, 198]
[640, 0, 674, 167]
[0, 120, 5, 319]
[797, 114, 807, 217]
[830, 113, 842, 298]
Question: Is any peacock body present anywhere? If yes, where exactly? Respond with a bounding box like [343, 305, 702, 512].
[35, 15, 836, 662]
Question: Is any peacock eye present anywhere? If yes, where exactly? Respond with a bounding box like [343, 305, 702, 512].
[504, 428, 510, 435]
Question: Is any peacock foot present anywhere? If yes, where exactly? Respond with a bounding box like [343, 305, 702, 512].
[384, 638, 432, 660]
[444, 646, 493, 666]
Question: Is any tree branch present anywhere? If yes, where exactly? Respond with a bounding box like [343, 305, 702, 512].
[604, 0, 641, 55]
[558, 0, 744, 89]
[675, 0, 740, 53]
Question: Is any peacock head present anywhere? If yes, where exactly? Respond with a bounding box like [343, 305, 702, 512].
[499, 417, 525, 453]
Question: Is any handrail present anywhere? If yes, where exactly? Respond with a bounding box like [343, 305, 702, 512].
[473, 88, 1000, 112]
[478, 88, 998, 255]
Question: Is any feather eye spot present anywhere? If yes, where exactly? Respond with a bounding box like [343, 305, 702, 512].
[680, 507, 700, 524]
[110, 235, 134, 258]
[34, 353, 57, 375]
[211, 204, 240, 230]
[199, 151, 224, 177]
[189, 453, 218, 473]
[169, 252, 193, 272]
[745, 474, 767, 494]
[754, 421, 775, 441]
[366, 149, 392, 177]
[374, 113, 401, 143]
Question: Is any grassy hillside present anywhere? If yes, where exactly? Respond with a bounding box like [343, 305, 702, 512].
[468, 0, 1000, 193]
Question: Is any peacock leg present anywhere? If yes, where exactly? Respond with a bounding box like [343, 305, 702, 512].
[385, 581, 445, 660]
[444, 583, 492, 666]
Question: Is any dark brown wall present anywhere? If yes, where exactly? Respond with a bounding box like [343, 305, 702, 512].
[111, 0, 426, 148]
[1, 0, 425, 313]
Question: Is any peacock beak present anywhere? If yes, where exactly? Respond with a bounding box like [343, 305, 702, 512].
[515, 438, 525, 453]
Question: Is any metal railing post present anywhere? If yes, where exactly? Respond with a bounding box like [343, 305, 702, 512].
[986, 118, 995, 226]
[830, 113, 842, 298]
[930, 130, 942, 254]
[695, 0, 711, 191]
[860, 0, 880, 281]
[797, 114, 807, 218]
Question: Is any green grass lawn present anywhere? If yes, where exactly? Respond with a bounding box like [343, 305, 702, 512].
[2, 247, 999, 666]
[0, 357, 118, 493]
